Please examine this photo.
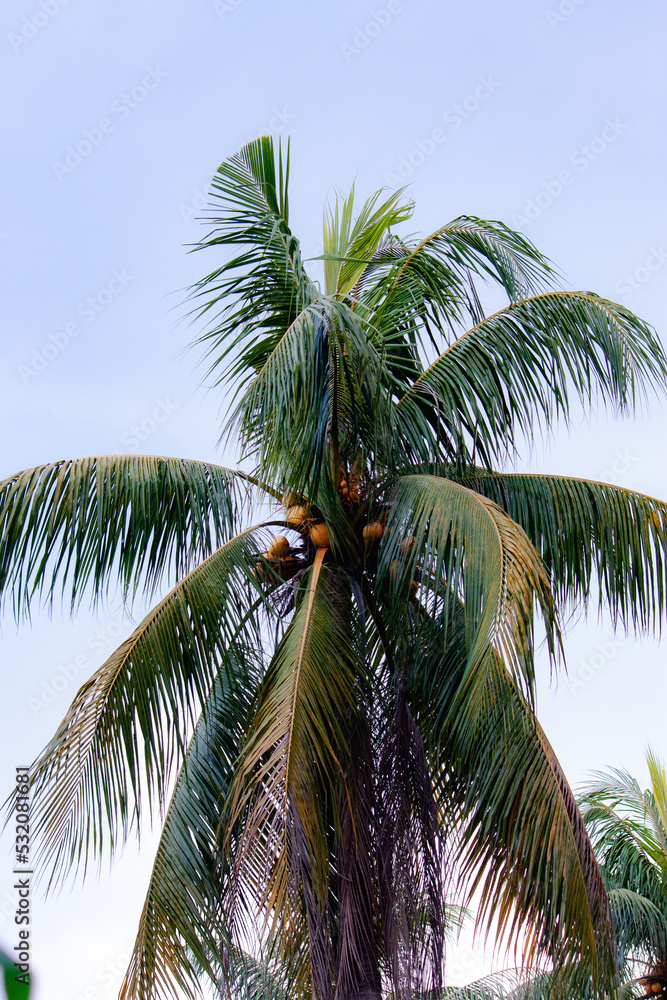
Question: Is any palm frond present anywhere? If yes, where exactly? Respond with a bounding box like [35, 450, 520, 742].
[233, 299, 395, 495]
[405, 604, 614, 988]
[362, 217, 555, 352]
[226, 556, 364, 1000]
[398, 291, 667, 467]
[454, 470, 667, 632]
[26, 527, 271, 889]
[188, 136, 317, 386]
[0, 455, 258, 616]
[322, 185, 412, 296]
[607, 888, 667, 970]
[120, 662, 260, 1000]
[378, 474, 559, 699]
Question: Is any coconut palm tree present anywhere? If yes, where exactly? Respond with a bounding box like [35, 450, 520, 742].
[3, 136, 667, 1000]
[580, 750, 667, 990]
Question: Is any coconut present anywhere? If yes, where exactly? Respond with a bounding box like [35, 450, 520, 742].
[286, 505, 309, 528]
[652, 986, 662, 994]
[309, 522, 330, 548]
[267, 535, 290, 559]
[363, 521, 384, 545]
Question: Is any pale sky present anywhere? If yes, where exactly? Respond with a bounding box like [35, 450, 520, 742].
[1, 1, 666, 997]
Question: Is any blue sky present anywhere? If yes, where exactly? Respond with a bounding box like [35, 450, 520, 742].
[1, 1, 666, 996]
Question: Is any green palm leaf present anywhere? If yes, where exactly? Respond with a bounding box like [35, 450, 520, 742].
[27, 527, 271, 889]
[322, 185, 412, 296]
[0, 455, 258, 616]
[579, 750, 667, 974]
[378, 474, 559, 696]
[189, 136, 316, 385]
[407, 607, 614, 986]
[454, 470, 667, 632]
[226, 553, 364, 1000]
[398, 291, 667, 467]
[120, 664, 260, 1000]
[363, 216, 555, 350]
[234, 299, 395, 494]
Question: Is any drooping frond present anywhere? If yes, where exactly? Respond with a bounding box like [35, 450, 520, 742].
[404, 604, 615, 988]
[120, 663, 260, 1000]
[26, 527, 270, 889]
[189, 136, 317, 384]
[454, 470, 667, 632]
[378, 474, 559, 698]
[443, 968, 567, 1000]
[398, 291, 667, 467]
[376, 676, 445, 997]
[226, 556, 363, 1000]
[0, 455, 258, 616]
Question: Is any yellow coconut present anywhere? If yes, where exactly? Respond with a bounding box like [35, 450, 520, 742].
[652, 986, 662, 994]
[363, 521, 384, 545]
[267, 535, 290, 559]
[286, 505, 309, 528]
[310, 522, 330, 548]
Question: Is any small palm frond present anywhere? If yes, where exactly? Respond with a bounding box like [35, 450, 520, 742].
[455, 470, 667, 632]
[225, 947, 298, 1000]
[378, 474, 559, 699]
[398, 291, 667, 467]
[120, 662, 260, 1000]
[226, 556, 363, 1000]
[0, 455, 256, 616]
[443, 968, 565, 1000]
[580, 751, 667, 904]
[607, 888, 667, 970]
[322, 185, 412, 296]
[25, 527, 270, 889]
[188, 136, 317, 385]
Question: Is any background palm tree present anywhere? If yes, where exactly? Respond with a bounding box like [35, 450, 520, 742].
[580, 750, 667, 991]
[3, 136, 667, 1000]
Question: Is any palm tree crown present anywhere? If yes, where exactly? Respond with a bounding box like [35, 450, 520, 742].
[3, 136, 667, 1000]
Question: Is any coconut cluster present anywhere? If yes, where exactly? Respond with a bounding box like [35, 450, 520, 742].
[639, 978, 667, 999]
[255, 490, 419, 602]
